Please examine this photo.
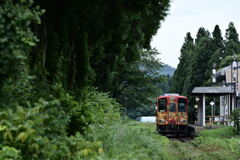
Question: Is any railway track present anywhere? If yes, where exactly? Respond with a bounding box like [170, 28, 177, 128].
[168, 136, 194, 143]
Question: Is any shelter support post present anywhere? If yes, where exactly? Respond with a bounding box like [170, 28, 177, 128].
[202, 94, 206, 126]
[197, 94, 205, 126]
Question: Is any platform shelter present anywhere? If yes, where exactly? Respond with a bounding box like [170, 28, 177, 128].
[192, 86, 234, 126]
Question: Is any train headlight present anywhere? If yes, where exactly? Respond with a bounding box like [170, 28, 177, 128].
[159, 119, 165, 123]
[180, 119, 187, 123]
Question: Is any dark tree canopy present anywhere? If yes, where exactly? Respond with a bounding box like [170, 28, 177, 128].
[31, 0, 171, 94]
[0, 0, 171, 159]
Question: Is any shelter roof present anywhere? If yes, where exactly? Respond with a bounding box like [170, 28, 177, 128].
[192, 86, 233, 96]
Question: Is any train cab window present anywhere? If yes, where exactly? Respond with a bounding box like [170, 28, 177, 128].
[178, 98, 187, 112]
[169, 103, 176, 112]
[158, 98, 166, 112]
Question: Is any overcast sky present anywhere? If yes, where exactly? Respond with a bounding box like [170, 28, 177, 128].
[151, 0, 240, 68]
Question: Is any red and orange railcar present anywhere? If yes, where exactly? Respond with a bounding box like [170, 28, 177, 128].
[156, 94, 189, 135]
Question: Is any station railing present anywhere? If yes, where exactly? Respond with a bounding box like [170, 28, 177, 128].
[205, 115, 233, 126]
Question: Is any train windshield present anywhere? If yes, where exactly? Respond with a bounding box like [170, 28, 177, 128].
[169, 103, 176, 112]
[178, 98, 187, 112]
[158, 98, 166, 112]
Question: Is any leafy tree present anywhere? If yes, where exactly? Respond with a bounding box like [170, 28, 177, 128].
[158, 74, 173, 93]
[116, 49, 169, 118]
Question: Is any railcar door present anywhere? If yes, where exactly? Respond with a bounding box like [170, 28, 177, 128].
[177, 98, 188, 125]
[168, 97, 177, 124]
[157, 98, 168, 125]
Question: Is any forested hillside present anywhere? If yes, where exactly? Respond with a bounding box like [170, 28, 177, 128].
[0, 0, 170, 159]
[161, 64, 176, 76]
[173, 23, 240, 101]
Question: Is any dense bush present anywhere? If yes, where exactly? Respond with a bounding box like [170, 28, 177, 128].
[0, 85, 121, 159]
[0, 146, 21, 160]
[232, 109, 240, 134]
[68, 88, 121, 135]
[0, 0, 43, 107]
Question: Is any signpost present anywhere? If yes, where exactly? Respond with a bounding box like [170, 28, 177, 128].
[195, 97, 200, 125]
[210, 101, 215, 127]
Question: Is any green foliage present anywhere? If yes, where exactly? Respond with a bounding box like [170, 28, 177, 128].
[0, 104, 66, 159]
[116, 49, 171, 118]
[68, 88, 121, 135]
[0, 86, 76, 159]
[172, 32, 195, 95]
[0, 0, 43, 106]
[207, 25, 224, 76]
[0, 146, 21, 160]
[226, 22, 239, 42]
[232, 109, 240, 134]
[0, 85, 121, 159]
[191, 28, 212, 87]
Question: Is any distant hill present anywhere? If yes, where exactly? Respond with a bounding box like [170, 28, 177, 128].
[160, 64, 176, 76]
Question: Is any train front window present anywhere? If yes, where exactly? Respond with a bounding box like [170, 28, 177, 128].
[169, 103, 176, 112]
[178, 98, 186, 112]
[158, 98, 166, 112]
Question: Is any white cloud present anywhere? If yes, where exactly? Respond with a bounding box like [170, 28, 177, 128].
[151, 0, 240, 68]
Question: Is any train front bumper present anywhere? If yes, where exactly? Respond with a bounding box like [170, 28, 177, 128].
[157, 124, 188, 133]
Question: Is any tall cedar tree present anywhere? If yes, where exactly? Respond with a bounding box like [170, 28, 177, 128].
[224, 22, 240, 58]
[32, 0, 170, 95]
[220, 22, 240, 67]
[208, 25, 224, 67]
[172, 32, 195, 95]
[190, 28, 212, 88]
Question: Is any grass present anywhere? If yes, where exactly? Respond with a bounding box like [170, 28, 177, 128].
[199, 126, 237, 138]
[191, 126, 240, 159]
[86, 120, 175, 160]
[84, 121, 240, 160]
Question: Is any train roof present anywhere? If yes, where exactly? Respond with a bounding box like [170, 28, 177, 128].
[157, 95, 187, 99]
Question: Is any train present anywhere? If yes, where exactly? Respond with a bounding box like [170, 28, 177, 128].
[156, 94, 194, 136]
